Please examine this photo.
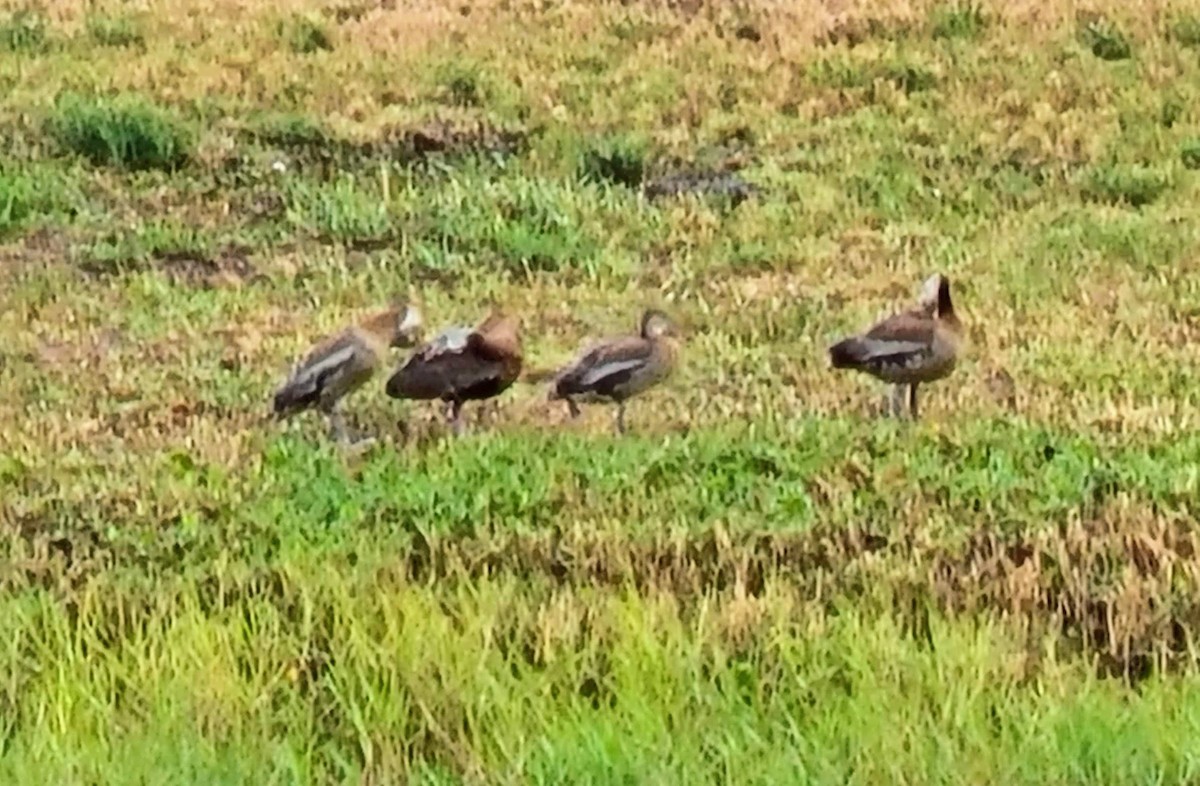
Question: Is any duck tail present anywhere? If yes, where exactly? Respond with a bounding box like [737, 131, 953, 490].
[828, 338, 866, 369]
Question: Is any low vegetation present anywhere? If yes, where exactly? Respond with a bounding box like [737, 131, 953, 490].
[2, 0, 1200, 781]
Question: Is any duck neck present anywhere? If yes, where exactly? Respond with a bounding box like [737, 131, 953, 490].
[937, 285, 961, 333]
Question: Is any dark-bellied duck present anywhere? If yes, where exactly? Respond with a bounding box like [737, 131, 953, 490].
[385, 311, 523, 435]
[829, 274, 963, 419]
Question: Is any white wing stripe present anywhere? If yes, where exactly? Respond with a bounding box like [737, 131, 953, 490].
[295, 344, 358, 385]
[580, 358, 645, 387]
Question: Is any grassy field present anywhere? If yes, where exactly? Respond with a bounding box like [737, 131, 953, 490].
[3, 0, 1200, 781]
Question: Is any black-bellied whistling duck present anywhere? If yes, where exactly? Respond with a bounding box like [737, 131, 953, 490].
[548, 309, 680, 434]
[384, 311, 523, 435]
[273, 302, 424, 444]
[829, 274, 963, 419]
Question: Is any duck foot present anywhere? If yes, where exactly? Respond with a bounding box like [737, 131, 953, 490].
[341, 436, 378, 454]
[326, 409, 352, 443]
[447, 401, 466, 437]
[326, 411, 378, 449]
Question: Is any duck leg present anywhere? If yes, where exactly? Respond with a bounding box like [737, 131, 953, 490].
[325, 403, 377, 448]
[887, 385, 907, 418]
[908, 383, 920, 420]
[567, 399, 581, 419]
[448, 400, 466, 436]
[614, 402, 628, 435]
[323, 403, 350, 444]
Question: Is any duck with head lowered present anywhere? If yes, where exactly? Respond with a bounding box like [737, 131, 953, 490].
[384, 310, 523, 436]
[828, 273, 964, 419]
[272, 300, 425, 445]
[548, 308, 681, 434]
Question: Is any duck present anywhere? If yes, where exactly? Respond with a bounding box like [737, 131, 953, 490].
[384, 310, 523, 435]
[273, 301, 424, 445]
[548, 309, 680, 434]
[828, 273, 963, 419]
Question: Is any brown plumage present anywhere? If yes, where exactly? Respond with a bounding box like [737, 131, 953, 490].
[384, 311, 523, 435]
[829, 274, 964, 419]
[548, 309, 680, 434]
[273, 302, 424, 444]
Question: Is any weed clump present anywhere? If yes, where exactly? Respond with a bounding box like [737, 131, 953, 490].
[1160, 97, 1184, 129]
[807, 57, 936, 95]
[48, 94, 191, 172]
[1080, 18, 1131, 61]
[252, 113, 329, 150]
[406, 176, 600, 277]
[280, 14, 333, 54]
[0, 166, 77, 238]
[435, 62, 487, 108]
[488, 184, 596, 274]
[83, 219, 215, 276]
[86, 13, 145, 48]
[578, 135, 647, 188]
[1081, 164, 1170, 207]
[884, 63, 937, 94]
[1171, 14, 1200, 48]
[1180, 141, 1200, 170]
[285, 175, 394, 248]
[0, 8, 48, 52]
[931, 2, 987, 40]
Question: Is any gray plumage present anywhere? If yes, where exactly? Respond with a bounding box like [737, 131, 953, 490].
[828, 274, 963, 419]
[273, 333, 377, 416]
[273, 303, 424, 444]
[549, 309, 680, 434]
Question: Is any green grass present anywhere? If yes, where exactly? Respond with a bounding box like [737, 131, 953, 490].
[279, 13, 334, 55]
[0, 8, 49, 53]
[3, 0, 1200, 780]
[47, 93, 191, 171]
[85, 12, 146, 48]
[5, 584, 1200, 784]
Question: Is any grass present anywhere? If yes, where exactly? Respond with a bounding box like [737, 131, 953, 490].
[0, 8, 48, 52]
[279, 13, 334, 55]
[85, 11, 145, 48]
[3, 0, 1200, 780]
[47, 93, 191, 171]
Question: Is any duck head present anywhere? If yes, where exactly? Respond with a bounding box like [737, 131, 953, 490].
[475, 310, 523, 358]
[390, 302, 425, 348]
[640, 309, 678, 340]
[917, 273, 956, 319]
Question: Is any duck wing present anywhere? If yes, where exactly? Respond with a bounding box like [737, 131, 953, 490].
[830, 312, 935, 370]
[386, 326, 516, 401]
[555, 336, 653, 398]
[273, 332, 365, 415]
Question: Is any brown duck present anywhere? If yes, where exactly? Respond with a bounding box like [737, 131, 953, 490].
[384, 311, 523, 435]
[828, 274, 963, 419]
[548, 309, 680, 434]
[273, 302, 424, 445]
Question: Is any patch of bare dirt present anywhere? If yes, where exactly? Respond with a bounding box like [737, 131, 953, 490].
[642, 169, 761, 204]
[249, 116, 533, 176]
[157, 245, 262, 288]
